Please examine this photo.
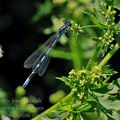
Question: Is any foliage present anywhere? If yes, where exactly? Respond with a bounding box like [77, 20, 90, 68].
[1, 0, 120, 119]
[31, 0, 120, 120]
[0, 86, 38, 120]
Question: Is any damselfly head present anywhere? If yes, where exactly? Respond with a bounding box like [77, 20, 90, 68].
[63, 20, 71, 27]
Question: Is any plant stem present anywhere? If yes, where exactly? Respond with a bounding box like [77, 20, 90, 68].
[86, 44, 100, 69]
[69, 34, 82, 70]
[80, 24, 105, 29]
[32, 92, 73, 120]
[98, 43, 119, 68]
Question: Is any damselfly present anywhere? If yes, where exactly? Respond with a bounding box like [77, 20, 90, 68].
[23, 20, 71, 88]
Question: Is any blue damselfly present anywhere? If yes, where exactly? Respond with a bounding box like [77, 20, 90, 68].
[23, 20, 71, 88]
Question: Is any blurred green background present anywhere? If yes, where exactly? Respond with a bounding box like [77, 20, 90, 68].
[0, 0, 120, 119]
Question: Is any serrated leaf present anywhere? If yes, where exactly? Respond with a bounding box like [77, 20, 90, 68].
[92, 80, 119, 95]
[107, 83, 119, 94]
[33, 110, 69, 120]
[102, 65, 117, 77]
[56, 77, 71, 87]
[85, 11, 103, 28]
[107, 78, 120, 94]
[97, 93, 120, 110]
[112, 111, 120, 120]
[107, 81, 120, 94]
[81, 112, 108, 120]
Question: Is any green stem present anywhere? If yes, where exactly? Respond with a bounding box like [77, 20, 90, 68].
[50, 49, 72, 60]
[69, 34, 82, 70]
[80, 25, 103, 29]
[98, 43, 119, 68]
[86, 44, 100, 69]
[32, 92, 73, 120]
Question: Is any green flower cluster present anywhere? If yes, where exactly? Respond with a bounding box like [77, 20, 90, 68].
[98, 5, 116, 56]
[58, 65, 116, 101]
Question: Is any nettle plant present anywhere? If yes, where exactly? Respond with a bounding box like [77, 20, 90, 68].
[33, 0, 120, 120]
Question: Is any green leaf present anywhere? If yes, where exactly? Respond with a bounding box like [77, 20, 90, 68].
[107, 79, 120, 94]
[31, 0, 53, 22]
[96, 93, 120, 110]
[77, 103, 92, 112]
[33, 110, 69, 120]
[85, 11, 103, 28]
[56, 77, 71, 87]
[49, 49, 72, 60]
[113, 0, 120, 9]
[112, 111, 120, 120]
[102, 65, 117, 76]
[113, 78, 120, 88]
[81, 112, 108, 120]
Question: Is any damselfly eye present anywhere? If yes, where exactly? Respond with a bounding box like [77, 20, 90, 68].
[63, 20, 71, 27]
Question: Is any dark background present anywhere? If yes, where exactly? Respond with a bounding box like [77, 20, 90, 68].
[0, 0, 71, 109]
